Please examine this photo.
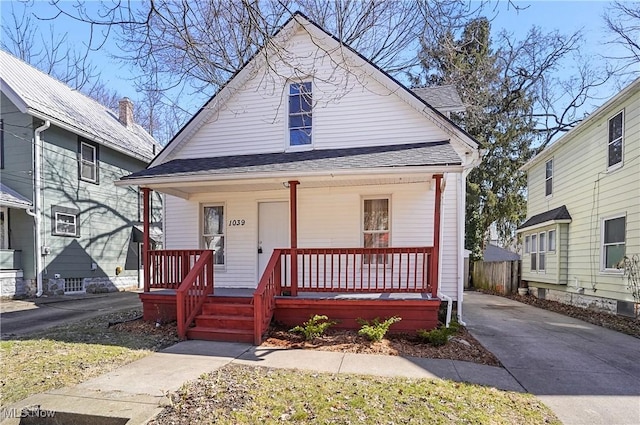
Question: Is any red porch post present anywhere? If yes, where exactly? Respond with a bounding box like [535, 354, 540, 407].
[289, 180, 299, 296]
[142, 187, 151, 292]
[431, 174, 443, 298]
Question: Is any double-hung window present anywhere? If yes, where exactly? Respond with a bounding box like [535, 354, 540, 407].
[363, 198, 390, 264]
[602, 216, 625, 270]
[524, 235, 530, 254]
[548, 229, 556, 252]
[545, 159, 553, 196]
[538, 232, 546, 271]
[79, 140, 98, 183]
[203, 205, 225, 265]
[288, 81, 312, 147]
[51, 205, 80, 237]
[608, 111, 624, 169]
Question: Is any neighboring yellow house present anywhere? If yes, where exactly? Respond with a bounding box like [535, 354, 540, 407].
[518, 77, 639, 317]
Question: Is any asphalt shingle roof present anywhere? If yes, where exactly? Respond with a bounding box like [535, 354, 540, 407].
[412, 86, 465, 111]
[518, 205, 572, 230]
[124, 141, 461, 180]
[0, 50, 159, 162]
[0, 183, 31, 209]
[483, 244, 520, 262]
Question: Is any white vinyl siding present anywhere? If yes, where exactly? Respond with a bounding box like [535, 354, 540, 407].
[524, 86, 639, 300]
[162, 180, 461, 299]
[170, 30, 457, 161]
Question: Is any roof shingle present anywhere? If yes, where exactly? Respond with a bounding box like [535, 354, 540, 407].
[518, 205, 572, 230]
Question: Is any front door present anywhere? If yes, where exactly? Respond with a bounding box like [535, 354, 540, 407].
[258, 202, 289, 279]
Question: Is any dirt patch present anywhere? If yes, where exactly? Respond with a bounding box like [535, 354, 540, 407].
[261, 324, 502, 366]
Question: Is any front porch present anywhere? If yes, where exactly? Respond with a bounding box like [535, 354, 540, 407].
[137, 175, 446, 344]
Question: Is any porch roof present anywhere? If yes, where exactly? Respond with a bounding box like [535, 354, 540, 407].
[517, 205, 572, 231]
[0, 183, 31, 209]
[122, 141, 461, 183]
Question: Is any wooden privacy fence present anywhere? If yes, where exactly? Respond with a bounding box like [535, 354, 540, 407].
[472, 260, 521, 295]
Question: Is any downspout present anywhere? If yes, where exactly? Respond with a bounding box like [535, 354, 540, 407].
[435, 174, 452, 328]
[27, 120, 50, 297]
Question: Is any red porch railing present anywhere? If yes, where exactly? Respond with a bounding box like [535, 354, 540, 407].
[253, 249, 285, 344]
[281, 247, 434, 295]
[176, 250, 215, 339]
[145, 250, 207, 291]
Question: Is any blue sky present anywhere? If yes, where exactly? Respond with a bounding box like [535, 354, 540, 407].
[1, 1, 632, 116]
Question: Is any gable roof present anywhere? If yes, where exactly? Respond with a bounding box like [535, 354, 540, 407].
[0, 49, 160, 163]
[0, 182, 31, 209]
[412, 85, 465, 113]
[150, 12, 479, 168]
[521, 77, 640, 172]
[123, 141, 461, 182]
[518, 205, 572, 231]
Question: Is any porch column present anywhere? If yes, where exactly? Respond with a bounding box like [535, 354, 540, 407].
[431, 174, 443, 298]
[142, 187, 151, 292]
[289, 180, 299, 297]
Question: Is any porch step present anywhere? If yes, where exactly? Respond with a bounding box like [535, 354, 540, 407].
[195, 314, 254, 330]
[201, 301, 253, 316]
[186, 326, 254, 343]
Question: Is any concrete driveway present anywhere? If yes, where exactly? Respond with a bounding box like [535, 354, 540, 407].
[463, 291, 640, 425]
[1, 291, 142, 338]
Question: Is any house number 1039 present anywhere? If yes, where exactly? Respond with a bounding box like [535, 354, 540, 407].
[228, 219, 246, 226]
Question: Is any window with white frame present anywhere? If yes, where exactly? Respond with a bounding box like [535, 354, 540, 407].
[363, 198, 390, 264]
[602, 216, 625, 270]
[538, 232, 546, 271]
[608, 111, 624, 169]
[524, 235, 530, 254]
[288, 81, 312, 147]
[548, 229, 556, 252]
[79, 140, 98, 183]
[202, 205, 225, 265]
[530, 233, 537, 271]
[51, 205, 80, 237]
[545, 159, 553, 196]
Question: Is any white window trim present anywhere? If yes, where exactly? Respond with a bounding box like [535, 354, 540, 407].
[201, 203, 226, 269]
[600, 214, 625, 273]
[538, 231, 546, 272]
[286, 80, 313, 151]
[530, 233, 537, 271]
[548, 229, 556, 252]
[362, 196, 391, 266]
[80, 141, 98, 183]
[55, 212, 77, 236]
[545, 159, 553, 198]
[607, 110, 624, 172]
[524, 235, 530, 254]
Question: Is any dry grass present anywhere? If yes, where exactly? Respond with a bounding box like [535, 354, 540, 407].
[151, 364, 561, 425]
[0, 309, 178, 406]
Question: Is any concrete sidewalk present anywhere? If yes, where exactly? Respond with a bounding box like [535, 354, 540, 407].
[2, 340, 521, 424]
[463, 291, 640, 425]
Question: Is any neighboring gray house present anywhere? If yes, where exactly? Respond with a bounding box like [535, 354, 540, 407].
[518, 77, 639, 317]
[0, 50, 161, 297]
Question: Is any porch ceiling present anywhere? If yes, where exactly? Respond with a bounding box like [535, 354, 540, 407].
[145, 173, 435, 198]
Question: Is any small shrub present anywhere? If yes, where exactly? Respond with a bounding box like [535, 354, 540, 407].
[417, 322, 460, 347]
[290, 315, 337, 340]
[357, 316, 402, 342]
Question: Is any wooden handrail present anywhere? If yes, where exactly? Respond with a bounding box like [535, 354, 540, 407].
[253, 249, 283, 345]
[146, 250, 207, 290]
[278, 247, 433, 294]
[176, 250, 215, 339]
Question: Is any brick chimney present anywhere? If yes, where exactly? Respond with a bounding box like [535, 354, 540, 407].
[118, 97, 134, 127]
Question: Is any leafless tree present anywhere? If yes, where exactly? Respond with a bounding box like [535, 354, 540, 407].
[603, 1, 640, 74]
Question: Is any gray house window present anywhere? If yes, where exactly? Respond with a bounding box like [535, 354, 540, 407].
[288, 81, 312, 146]
[78, 140, 99, 183]
[51, 205, 80, 237]
[607, 111, 623, 169]
[545, 159, 553, 196]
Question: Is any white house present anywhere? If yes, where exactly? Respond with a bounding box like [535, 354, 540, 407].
[518, 77, 639, 317]
[118, 12, 481, 343]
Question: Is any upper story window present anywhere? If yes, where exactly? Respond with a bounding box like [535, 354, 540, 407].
[0, 119, 4, 169]
[202, 205, 225, 265]
[79, 140, 99, 183]
[602, 215, 625, 271]
[607, 110, 624, 169]
[363, 197, 390, 264]
[545, 159, 553, 196]
[288, 81, 312, 147]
